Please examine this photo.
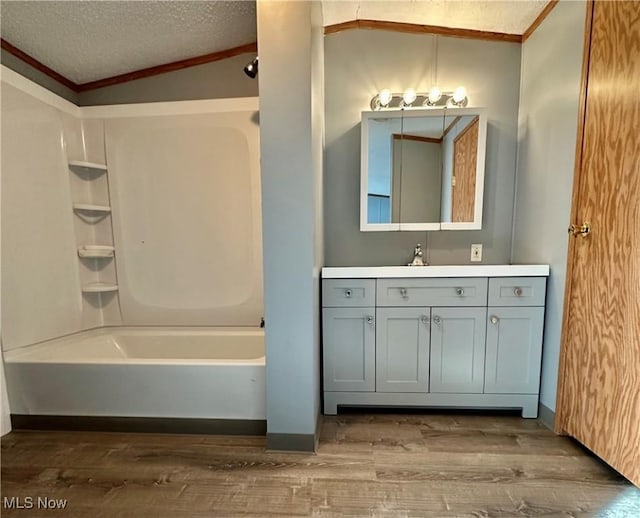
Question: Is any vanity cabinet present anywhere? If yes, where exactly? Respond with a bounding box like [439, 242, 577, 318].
[322, 307, 375, 392]
[430, 307, 487, 394]
[375, 307, 431, 392]
[322, 267, 548, 418]
[322, 280, 376, 392]
[485, 277, 546, 394]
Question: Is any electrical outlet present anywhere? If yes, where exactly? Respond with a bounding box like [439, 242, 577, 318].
[471, 244, 482, 262]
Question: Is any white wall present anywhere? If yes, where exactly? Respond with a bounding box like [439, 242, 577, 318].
[0, 84, 10, 432]
[258, 0, 323, 445]
[512, 0, 587, 412]
[1, 81, 88, 350]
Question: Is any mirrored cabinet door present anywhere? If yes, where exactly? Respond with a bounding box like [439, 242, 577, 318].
[360, 107, 487, 231]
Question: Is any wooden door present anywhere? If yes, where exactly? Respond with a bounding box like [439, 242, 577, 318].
[556, 1, 640, 486]
[376, 307, 430, 393]
[451, 116, 479, 222]
[430, 307, 486, 393]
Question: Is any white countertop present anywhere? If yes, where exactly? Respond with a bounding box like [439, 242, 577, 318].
[322, 265, 549, 278]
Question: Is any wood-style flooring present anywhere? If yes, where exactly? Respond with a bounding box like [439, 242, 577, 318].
[2, 412, 639, 517]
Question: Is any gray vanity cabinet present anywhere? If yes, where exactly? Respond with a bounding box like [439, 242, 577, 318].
[484, 277, 546, 394]
[430, 307, 487, 393]
[322, 272, 547, 418]
[375, 307, 430, 392]
[322, 308, 375, 391]
[322, 280, 376, 392]
[485, 306, 545, 394]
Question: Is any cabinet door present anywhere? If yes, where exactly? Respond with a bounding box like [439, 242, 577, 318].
[485, 307, 544, 394]
[323, 308, 375, 392]
[430, 307, 487, 393]
[376, 307, 430, 392]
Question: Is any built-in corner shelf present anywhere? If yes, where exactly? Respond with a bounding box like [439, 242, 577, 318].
[68, 160, 108, 173]
[81, 282, 118, 293]
[77, 245, 115, 259]
[72, 203, 111, 213]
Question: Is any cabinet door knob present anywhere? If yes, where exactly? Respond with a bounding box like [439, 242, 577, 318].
[344, 289, 352, 298]
[400, 288, 408, 298]
[456, 287, 464, 296]
[366, 316, 374, 325]
[421, 315, 430, 325]
[514, 287, 523, 296]
[432, 315, 441, 325]
[490, 315, 499, 324]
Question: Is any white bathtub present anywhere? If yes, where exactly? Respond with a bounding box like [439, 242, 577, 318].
[4, 327, 266, 426]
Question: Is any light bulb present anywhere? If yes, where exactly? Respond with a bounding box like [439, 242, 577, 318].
[378, 89, 392, 107]
[427, 87, 442, 104]
[402, 88, 417, 106]
[452, 86, 467, 104]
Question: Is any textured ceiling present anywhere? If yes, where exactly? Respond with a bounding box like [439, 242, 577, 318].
[0, 1, 257, 84]
[322, 1, 549, 34]
[0, 1, 548, 86]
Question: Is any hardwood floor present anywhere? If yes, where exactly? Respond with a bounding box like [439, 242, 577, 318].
[2, 413, 638, 517]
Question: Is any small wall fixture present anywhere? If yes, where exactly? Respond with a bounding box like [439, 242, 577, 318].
[244, 56, 259, 78]
[371, 86, 469, 110]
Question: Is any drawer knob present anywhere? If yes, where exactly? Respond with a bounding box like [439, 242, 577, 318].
[400, 288, 408, 298]
[367, 316, 374, 325]
[344, 289, 352, 298]
[456, 288, 464, 296]
[432, 315, 441, 325]
[490, 315, 499, 324]
[514, 287, 523, 296]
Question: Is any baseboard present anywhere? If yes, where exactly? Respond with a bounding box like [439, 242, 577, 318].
[537, 403, 555, 430]
[266, 432, 316, 452]
[10, 415, 266, 436]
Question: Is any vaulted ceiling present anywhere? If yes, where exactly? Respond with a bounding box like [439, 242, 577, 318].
[0, 1, 549, 87]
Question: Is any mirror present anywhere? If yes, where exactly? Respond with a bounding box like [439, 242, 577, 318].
[360, 107, 487, 231]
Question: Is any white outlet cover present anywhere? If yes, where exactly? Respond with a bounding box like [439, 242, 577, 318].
[471, 244, 483, 262]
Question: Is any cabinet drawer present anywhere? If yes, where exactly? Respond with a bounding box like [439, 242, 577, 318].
[488, 277, 546, 307]
[377, 278, 488, 307]
[322, 279, 375, 307]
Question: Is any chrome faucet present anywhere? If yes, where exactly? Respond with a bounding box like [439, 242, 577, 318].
[408, 243, 427, 266]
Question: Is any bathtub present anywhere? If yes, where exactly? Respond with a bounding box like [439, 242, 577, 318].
[4, 327, 266, 433]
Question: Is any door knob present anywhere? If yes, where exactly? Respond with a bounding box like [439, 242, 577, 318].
[568, 222, 591, 238]
[433, 315, 442, 325]
[421, 315, 430, 325]
[490, 315, 499, 324]
[366, 316, 374, 325]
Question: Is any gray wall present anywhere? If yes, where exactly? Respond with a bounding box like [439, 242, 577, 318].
[258, 0, 323, 447]
[512, 0, 586, 412]
[1, 49, 257, 106]
[1, 49, 79, 104]
[324, 30, 522, 266]
[78, 53, 258, 106]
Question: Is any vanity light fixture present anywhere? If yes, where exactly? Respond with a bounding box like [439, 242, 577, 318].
[378, 89, 393, 108]
[370, 87, 469, 110]
[425, 87, 442, 106]
[450, 86, 468, 107]
[401, 88, 417, 107]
